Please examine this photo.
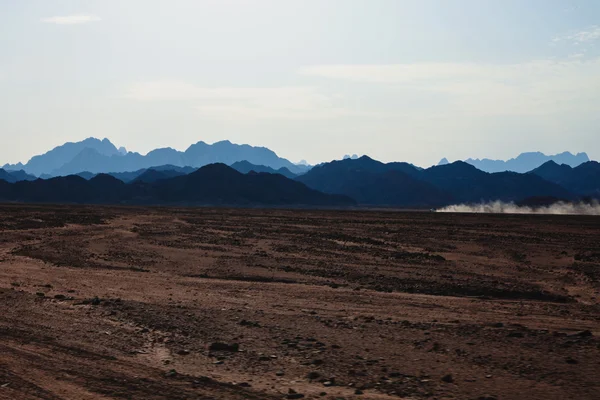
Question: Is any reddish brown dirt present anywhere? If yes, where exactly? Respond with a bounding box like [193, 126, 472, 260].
[1, 204, 599, 400]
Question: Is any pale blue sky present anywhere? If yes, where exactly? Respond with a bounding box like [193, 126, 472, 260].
[1, 0, 599, 166]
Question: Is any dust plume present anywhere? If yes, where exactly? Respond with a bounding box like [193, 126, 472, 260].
[437, 200, 600, 215]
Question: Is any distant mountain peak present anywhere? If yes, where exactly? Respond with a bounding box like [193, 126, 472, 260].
[437, 158, 449, 166]
[463, 151, 590, 173]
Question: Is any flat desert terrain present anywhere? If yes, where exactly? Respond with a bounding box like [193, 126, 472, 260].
[0, 205, 599, 400]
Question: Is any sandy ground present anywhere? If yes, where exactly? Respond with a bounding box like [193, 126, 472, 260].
[0, 204, 599, 400]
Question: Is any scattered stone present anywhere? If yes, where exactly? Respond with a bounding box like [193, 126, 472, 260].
[165, 369, 177, 378]
[319, 393, 327, 397]
[239, 319, 260, 327]
[507, 331, 524, 338]
[442, 374, 454, 383]
[576, 330, 593, 338]
[565, 357, 578, 364]
[323, 381, 334, 387]
[209, 342, 239, 352]
[287, 393, 305, 399]
[237, 382, 251, 387]
[177, 349, 190, 356]
[492, 322, 504, 328]
[306, 371, 321, 380]
[213, 360, 224, 365]
[53, 294, 66, 300]
[276, 370, 285, 377]
[36, 292, 45, 297]
[354, 389, 364, 395]
[311, 359, 324, 365]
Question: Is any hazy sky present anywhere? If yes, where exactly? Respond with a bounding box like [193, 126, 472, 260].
[1, 0, 599, 167]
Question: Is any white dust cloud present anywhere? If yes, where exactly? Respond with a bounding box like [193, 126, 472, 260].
[438, 201, 600, 215]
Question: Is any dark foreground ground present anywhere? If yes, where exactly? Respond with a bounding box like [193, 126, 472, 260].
[0, 204, 599, 400]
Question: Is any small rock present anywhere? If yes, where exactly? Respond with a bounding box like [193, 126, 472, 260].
[54, 294, 66, 300]
[565, 357, 578, 364]
[577, 330, 593, 337]
[165, 369, 177, 378]
[323, 381, 334, 387]
[213, 360, 224, 365]
[287, 394, 305, 399]
[354, 389, 364, 395]
[478, 396, 497, 400]
[507, 331, 524, 338]
[36, 292, 45, 297]
[306, 372, 321, 380]
[276, 370, 285, 376]
[209, 342, 239, 352]
[177, 349, 190, 356]
[442, 374, 454, 383]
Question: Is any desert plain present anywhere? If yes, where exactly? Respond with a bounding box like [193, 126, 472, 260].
[0, 204, 599, 400]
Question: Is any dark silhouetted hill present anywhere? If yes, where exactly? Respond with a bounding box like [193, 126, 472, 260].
[296, 156, 445, 207]
[71, 165, 197, 182]
[0, 164, 353, 207]
[230, 161, 297, 179]
[297, 158, 575, 206]
[530, 161, 600, 197]
[463, 151, 589, 173]
[132, 169, 189, 184]
[420, 161, 573, 203]
[153, 164, 353, 206]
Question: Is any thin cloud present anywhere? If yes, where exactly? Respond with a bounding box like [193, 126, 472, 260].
[41, 15, 101, 25]
[125, 81, 355, 120]
[569, 25, 600, 43]
[553, 25, 600, 44]
[299, 58, 600, 118]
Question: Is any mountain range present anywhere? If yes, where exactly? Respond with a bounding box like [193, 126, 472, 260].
[1, 138, 598, 208]
[529, 160, 600, 197]
[0, 169, 37, 183]
[0, 164, 353, 206]
[297, 156, 578, 207]
[460, 151, 590, 173]
[2, 138, 310, 177]
[230, 161, 297, 179]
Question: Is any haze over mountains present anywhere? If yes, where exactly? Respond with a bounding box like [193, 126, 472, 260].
[2, 138, 309, 177]
[3, 137, 593, 178]
[0, 137, 598, 208]
[459, 152, 591, 173]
